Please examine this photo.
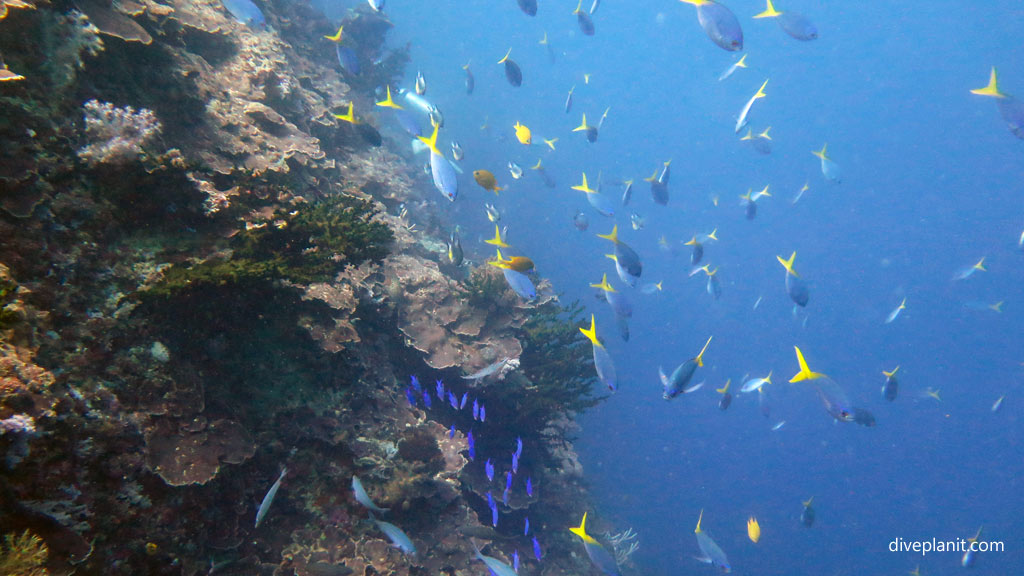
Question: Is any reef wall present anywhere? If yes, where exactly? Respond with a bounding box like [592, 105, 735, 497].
[0, 1, 619, 575]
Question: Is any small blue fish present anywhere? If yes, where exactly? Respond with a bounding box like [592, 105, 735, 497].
[460, 392, 468, 409]
[514, 437, 523, 460]
[492, 506, 499, 527]
[254, 467, 287, 528]
[524, 517, 530, 535]
[513, 549, 520, 573]
[448, 391, 459, 409]
[405, 387, 416, 407]
[393, 109, 421, 138]
[487, 491, 495, 509]
[485, 458, 495, 482]
[511, 453, 519, 474]
[506, 470, 513, 491]
[480, 404, 486, 422]
[473, 399, 480, 420]
[502, 268, 537, 300]
[473, 543, 517, 576]
[369, 512, 417, 557]
[467, 430, 476, 460]
[410, 375, 421, 392]
[222, 0, 265, 27]
[435, 380, 444, 400]
[449, 424, 456, 439]
[422, 389, 432, 408]
[532, 536, 542, 561]
[503, 488, 510, 506]
[526, 477, 533, 497]
[335, 45, 360, 76]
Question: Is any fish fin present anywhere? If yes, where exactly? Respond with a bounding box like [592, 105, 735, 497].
[753, 0, 781, 18]
[970, 67, 1005, 97]
[776, 251, 799, 277]
[579, 315, 602, 348]
[737, 53, 748, 67]
[695, 509, 704, 533]
[498, 47, 512, 64]
[694, 335, 713, 367]
[416, 123, 441, 156]
[684, 381, 704, 394]
[716, 379, 731, 394]
[573, 113, 588, 132]
[812, 143, 828, 159]
[324, 25, 344, 42]
[754, 79, 769, 98]
[974, 257, 986, 271]
[596, 224, 619, 244]
[803, 496, 814, 507]
[658, 366, 669, 388]
[789, 346, 826, 382]
[883, 366, 900, 378]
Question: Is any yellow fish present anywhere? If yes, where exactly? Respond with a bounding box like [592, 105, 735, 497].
[514, 121, 532, 145]
[473, 170, 505, 193]
[747, 517, 761, 543]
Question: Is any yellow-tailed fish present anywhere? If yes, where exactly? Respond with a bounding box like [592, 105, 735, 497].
[660, 336, 712, 400]
[679, 0, 743, 52]
[574, 0, 595, 36]
[498, 48, 522, 87]
[694, 509, 731, 572]
[463, 61, 474, 95]
[485, 225, 510, 248]
[580, 315, 617, 391]
[333, 102, 360, 124]
[544, 137, 558, 150]
[792, 181, 810, 204]
[953, 257, 986, 280]
[573, 113, 599, 143]
[719, 53, 747, 81]
[885, 298, 907, 324]
[717, 379, 732, 410]
[416, 123, 458, 201]
[569, 513, 621, 576]
[597, 225, 642, 286]
[376, 85, 403, 109]
[970, 68, 1024, 139]
[791, 347, 875, 426]
[812, 143, 842, 183]
[777, 251, 808, 307]
[881, 366, 899, 401]
[565, 85, 575, 114]
[753, 0, 818, 41]
[735, 79, 768, 133]
[800, 497, 815, 527]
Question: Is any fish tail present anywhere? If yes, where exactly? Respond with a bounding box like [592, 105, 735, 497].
[970, 67, 1005, 98]
[753, 0, 782, 18]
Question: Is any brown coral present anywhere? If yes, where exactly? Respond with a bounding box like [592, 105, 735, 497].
[144, 417, 255, 486]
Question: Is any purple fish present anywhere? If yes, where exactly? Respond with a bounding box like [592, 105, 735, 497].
[448, 391, 459, 409]
[485, 458, 495, 482]
[524, 517, 530, 535]
[532, 536, 542, 561]
[422, 389, 432, 408]
[405, 387, 417, 407]
[460, 392, 468, 409]
[513, 549, 520, 573]
[467, 430, 475, 461]
[511, 453, 520, 474]
[449, 424, 456, 439]
[505, 470, 513, 491]
[502, 488, 509, 506]
[526, 476, 533, 497]
[480, 404, 486, 422]
[410, 375, 421, 392]
[487, 490, 495, 509]
[514, 437, 523, 460]
[436, 379, 445, 400]
[492, 506, 499, 527]
[473, 399, 480, 420]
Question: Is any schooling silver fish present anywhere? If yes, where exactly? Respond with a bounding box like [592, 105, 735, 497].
[369, 512, 417, 556]
[508, 161, 524, 179]
[352, 475, 389, 513]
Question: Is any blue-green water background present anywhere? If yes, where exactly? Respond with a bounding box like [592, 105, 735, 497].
[322, 1, 1023, 573]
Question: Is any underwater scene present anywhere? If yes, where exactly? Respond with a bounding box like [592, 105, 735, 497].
[0, 0, 1022, 574]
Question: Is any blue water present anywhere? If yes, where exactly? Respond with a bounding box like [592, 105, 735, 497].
[330, 1, 1024, 573]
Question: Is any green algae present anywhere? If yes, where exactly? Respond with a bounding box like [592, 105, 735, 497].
[146, 195, 393, 298]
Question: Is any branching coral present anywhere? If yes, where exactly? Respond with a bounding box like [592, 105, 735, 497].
[602, 527, 640, 566]
[76, 99, 161, 166]
[0, 530, 49, 576]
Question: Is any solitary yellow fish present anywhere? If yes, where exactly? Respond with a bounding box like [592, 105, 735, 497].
[747, 517, 761, 543]
[514, 121, 532, 145]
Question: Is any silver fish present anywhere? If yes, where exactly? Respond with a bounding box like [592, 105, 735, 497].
[508, 162, 523, 179]
[367, 0, 384, 12]
[415, 71, 426, 95]
[462, 358, 513, 380]
[451, 141, 464, 161]
[255, 467, 287, 528]
[370, 512, 417, 556]
[428, 105, 444, 128]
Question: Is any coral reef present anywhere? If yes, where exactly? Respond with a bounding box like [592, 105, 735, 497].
[0, 0, 607, 575]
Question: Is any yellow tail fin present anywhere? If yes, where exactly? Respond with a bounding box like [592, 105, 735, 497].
[695, 509, 704, 533]
[789, 346, 825, 382]
[579, 316, 603, 348]
[416, 123, 441, 156]
[754, 79, 769, 99]
[375, 86, 404, 110]
[753, 0, 781, 18]
[883, 366, 900, 378]
[571, 172, 593, 194]
[694, 336, 713, 367]
[324, 25, 344, 43]
[812, 143, 829, 160]
[573, 114, 589, 132]
[589, 273, 616, 293]
[970, 67, 1005, 98]
[597, 225, 619, 244]
[776, 251, 799, 277]
[716, 379, 731, 394]
[498, 47, 512, 64]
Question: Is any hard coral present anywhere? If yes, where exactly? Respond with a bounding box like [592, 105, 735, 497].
[144, 418, 255, 486]
[76, 99, 162, 167]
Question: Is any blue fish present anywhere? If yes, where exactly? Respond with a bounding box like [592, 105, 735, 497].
[410, 375, 421, 392]
[467, 430, 475, 460]
[502, 488, 509, 506]
[526, 477, 533, 497]
[393, 109, 422, 138]
[448, 391, 458, 409]
[254, 467, 286, 528]
[422, 389, 432, 408]
[449, 424, 456, 439]
[405, 387, 416, 407]
[487, 491, 495, 509]
[502, 268, 537, 300]
[492, 506, 499, 527]
[222, 0, 265, 27]
[480, 404, 486, 422]
[506, 470, 513, 491]
[473, 399, 480, 420]
[513, 549, 520, 573]
[532, 536, 542, 561]
[485, 458, 495, 482]
[436, 379, 445, 400]
[511, 453, 519, 474]
[524, 517, 530, 535]
[351, 475, 389, 513]
[369, 512, 417, 557]
[460, 392, 468, 409]
[335, 45, 360, 76]
[514, 437, 523, 460]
